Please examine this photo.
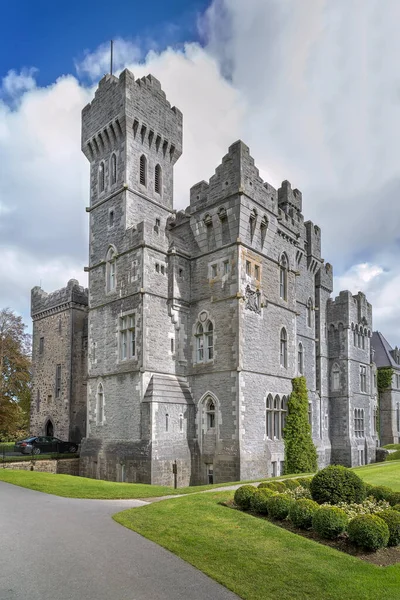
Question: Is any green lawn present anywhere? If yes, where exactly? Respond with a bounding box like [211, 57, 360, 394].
[114, 491, 400, 600]
[354, 460, 400, 490]
[0, 468, 311, 499]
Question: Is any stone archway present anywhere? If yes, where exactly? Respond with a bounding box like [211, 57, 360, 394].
[45, 419, 54, 437]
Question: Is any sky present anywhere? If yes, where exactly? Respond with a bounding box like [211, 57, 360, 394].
[1, 0, 400, 343]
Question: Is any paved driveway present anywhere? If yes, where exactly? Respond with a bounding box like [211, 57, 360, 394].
[0, 482, 239, 600]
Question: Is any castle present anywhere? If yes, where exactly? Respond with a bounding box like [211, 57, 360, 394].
[30, 69, 400, 486]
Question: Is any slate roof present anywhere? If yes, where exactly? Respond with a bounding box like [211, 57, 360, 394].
[371, 331, 400, 369]
[143, 374, 194, 404]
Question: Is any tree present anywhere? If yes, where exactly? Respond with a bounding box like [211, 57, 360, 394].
[284, 376, 318, 474]
[0, 308, 31, 440]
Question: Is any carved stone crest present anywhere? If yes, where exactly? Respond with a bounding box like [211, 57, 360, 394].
[245, 285, 261, 314]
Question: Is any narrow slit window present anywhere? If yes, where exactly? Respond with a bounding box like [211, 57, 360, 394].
[140, 154, 147, 186]
[155, 164, 162, 194]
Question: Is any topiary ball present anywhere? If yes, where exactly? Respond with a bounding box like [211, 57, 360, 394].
[347, 515, 389, 551]
[266, 494, 295, 520]
[234, 485, 256, 510]
[284, 479, 300, 490]
[310, 466, 366, 505]
[272, 481, 287, 493]
[258, 482, 277, 491]
[364, 483, 375, 497]
[289, 499, 320, 529]
[299, 477, 313, 489]
[369, 486, 394, 503]
[388, 492, 400, 507]
[312, 506, 348, 539]
[378, 510, 400, 546]
[250, 488, 276, 514]
[392, 504, 400, 513]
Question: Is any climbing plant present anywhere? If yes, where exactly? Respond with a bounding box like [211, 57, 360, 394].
[283, 376, 318, 474]
[376, 367, 394, 438]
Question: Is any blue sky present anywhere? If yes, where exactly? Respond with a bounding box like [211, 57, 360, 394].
[0, 0, 209, 86]
[1, 0, 400, 340]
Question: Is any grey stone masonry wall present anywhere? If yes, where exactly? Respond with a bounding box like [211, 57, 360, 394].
[30, 280, 88, 442]
[327, 291, 377, 466]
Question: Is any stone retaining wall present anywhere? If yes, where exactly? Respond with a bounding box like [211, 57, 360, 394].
[1, 458, 80, 476]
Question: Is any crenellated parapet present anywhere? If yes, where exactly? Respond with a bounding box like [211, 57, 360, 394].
[31, 279, 88, 321]
[315, 262, 333, 293]
[81, 69, 183, 164]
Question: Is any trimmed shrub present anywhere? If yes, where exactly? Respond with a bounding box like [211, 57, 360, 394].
[272, 481, 287, 493]
[378, 510, 400, 546]
[250, 488, 276, 514]
[289, 499, 319, 529]
[389, 492, 400, 507]
[266, 494, 295, 520]
[348, 515, 389, 551]
[284, 479, 301, 490]
[369, 486, 393, 503]
[234, 485, 256, 510]
[392, 504, 400, 513]
[312, 506, 348, 539]
[258, 482, 278, 491]
[299, 477, 313, 489]
[310, 466, 366, 505]
[364, 483, 375, 496]
[284, 377, 318, 474]
[386, 450, 400, 461]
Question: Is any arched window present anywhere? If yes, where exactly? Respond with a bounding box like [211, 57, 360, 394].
[111, 153, 117, 185]
[280, 328, 287, 368]
[266, 394, 273, 439]
[155, 164, 162, 194]
[307, 298, 313, 328]
[332, 363, 340, 391]
[249, 209, 257, 242]
[279, 254, 288, 300]
[140, 154, 147, 186]
[179, 413, 183, 432]
[106, 247, 116, 292]
[196, 323, 204, 362]
[298, 343, 304, 374]
[206, 398, 216, 429]
[99, 162, 105, 192]
[97, 383, 104, 425]
[206, 322, 214, 360]
[195, 318, 214, 363]
[274, 395, 280, 439]
[281, 396, 288, 435]
[260, 215, 268, 247]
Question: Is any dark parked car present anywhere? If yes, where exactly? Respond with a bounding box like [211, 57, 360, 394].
[14, 436, 78, 455]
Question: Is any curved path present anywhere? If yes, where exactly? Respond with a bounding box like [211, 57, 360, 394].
[0, 481, 239, 600]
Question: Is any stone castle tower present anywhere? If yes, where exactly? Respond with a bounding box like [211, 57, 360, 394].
[31, 69, 386, 485]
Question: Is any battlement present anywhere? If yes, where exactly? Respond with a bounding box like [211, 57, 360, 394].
[189, 140, 276, 213]
[315, 262, 333, 292]
[82, 69, 183, 163]
[31, 279, 88, 320]
[327, 290, 373, 330]
[278, 180, 302, 214]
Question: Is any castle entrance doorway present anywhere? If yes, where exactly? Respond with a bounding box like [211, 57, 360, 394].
[45, 420, 54, 437]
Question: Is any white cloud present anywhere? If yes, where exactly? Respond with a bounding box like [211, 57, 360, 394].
[1, 68, 37, 98]
[2, 1, 400, 341]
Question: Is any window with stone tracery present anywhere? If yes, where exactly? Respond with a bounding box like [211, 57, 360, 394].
[195, 318, 214, 363]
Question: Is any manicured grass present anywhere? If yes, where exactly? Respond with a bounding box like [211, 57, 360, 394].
[383, 444, 400, 450]
[114, 492, 400, 600]
[0, 468, 312, 499]
[354, 460, 400, 491]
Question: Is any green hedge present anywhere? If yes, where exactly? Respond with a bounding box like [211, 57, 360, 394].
[378, 510, 400, 546]
[250, 488, 276, 514]
[266, 494, 295, 520]
[312, 506, 348, 539]
[289, 499, 319, 529]
[234, 485, 256, 510]
[348, 515, 389, 551]
[310, 466, 366, 505]
[386, 450, 400, 461]
[1, 453, 79, 463]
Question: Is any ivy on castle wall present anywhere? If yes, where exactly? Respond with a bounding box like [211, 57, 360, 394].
[377, 367, 394, 393]
[283, 376, 318, 475]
